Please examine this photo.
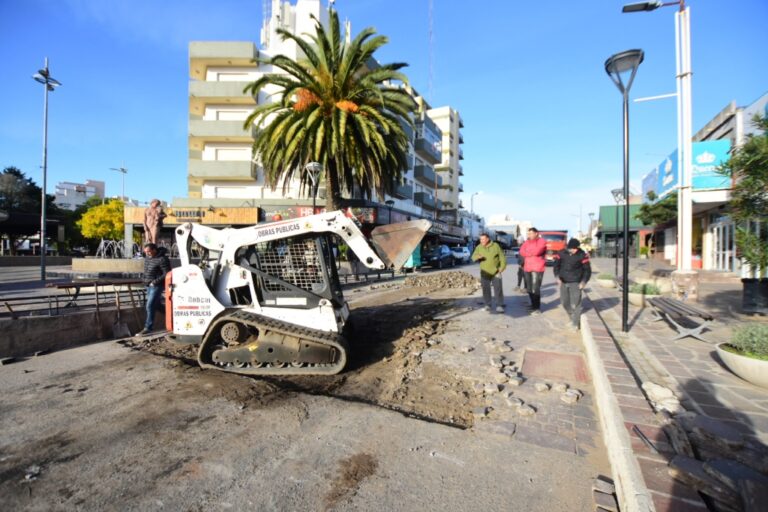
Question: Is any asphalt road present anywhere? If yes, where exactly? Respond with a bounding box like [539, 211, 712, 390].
[0, 263, 608, 511]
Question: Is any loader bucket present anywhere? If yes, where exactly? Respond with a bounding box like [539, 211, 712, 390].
[370, 219, 432, 270]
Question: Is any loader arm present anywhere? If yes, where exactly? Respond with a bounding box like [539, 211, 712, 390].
[175, 211, 431, 271]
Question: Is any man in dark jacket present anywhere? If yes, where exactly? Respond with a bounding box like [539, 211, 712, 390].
[136, 243, 171, 336]
[553, 238, 592, 330]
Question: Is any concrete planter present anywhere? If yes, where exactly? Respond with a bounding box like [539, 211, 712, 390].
[716, 343, 768, 389]
[596, 278, 616, 289]
[627, 292, 660, 308]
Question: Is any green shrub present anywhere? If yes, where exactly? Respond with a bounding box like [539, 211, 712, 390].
[597, 273, 614, 280]
[730, 323, 768, 359]
[629, 283, 660, 295]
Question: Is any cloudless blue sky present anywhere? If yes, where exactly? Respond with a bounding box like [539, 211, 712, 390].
[1, 0, 766, 233]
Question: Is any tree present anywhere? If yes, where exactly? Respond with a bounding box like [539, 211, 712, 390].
[0, 166, 64, 255]
[719, 114, 768, 277]
[76, 199, 125, 240]
[635, 191, 677, 227]
[243, 8, 416, 211]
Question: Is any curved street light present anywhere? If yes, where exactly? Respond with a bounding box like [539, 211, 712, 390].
[605, 49, 643, 332]
[32, 58, 61, 281]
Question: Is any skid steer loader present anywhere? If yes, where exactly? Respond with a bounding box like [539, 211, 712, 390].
[166, 210, 431, 376]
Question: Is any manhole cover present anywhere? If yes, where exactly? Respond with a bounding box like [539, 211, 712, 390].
[521, 350, 589, 383]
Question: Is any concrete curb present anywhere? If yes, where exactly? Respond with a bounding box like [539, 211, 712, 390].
[580, 313, 656, 512]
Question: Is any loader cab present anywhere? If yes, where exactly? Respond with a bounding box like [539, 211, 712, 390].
[235, 233, 344, 309]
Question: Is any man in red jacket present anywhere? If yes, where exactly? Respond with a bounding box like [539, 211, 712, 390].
[519, 227, 547, 315]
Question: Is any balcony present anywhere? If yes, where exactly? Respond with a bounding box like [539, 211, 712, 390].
[189, 119, 256, 142]
[414, 192, 436, 210]
[189, 80, 255, 101]
[459, 131, 464, 144]
[459, 148, 464, 160]
[393, 182, 413, 199]
[414, 165, 437, 187]
[188, 160, 255, 181]
[398, 117, 414, 143]
[189, 42, 257, 80]
[414, 138, 441, 164]
[458, 165, 464, 176]
[458, 182, 464, 192]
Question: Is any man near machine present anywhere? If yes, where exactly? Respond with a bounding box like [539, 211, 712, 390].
[471, 233, 507, 312]
[553, 238, 592, 331]
[519, 227, 547, 315]
[136, 243, 171, 336]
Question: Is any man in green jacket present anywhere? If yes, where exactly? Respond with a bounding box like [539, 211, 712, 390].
[472, 233, 507, 312]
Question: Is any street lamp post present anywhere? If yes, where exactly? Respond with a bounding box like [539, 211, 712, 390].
[109, 164, 128, 201]
[32, 58, 61, 282]
[470, 191, 482, 215]
[605, 49, 644, 333]
[611, 187, 625, 277]
[385, 199, 395, 224]
[623, 0, 697, 297]
[304, 162, 323, 213]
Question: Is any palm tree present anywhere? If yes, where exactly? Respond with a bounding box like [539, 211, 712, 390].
[243, 8, 416, 212]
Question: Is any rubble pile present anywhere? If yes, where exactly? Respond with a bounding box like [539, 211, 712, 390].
[643, 382, 768, 511]
[404, 271, 480, 289]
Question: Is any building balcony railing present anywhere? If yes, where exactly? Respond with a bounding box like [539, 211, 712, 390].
[414, 191, 436, 210]
[189, 119, 256, 141]
[414, 138, 441, 164]
[414, 165, 437, 187]
[189, 81, 255, 101]
[458, 182, 464, 192]
[459, 148, 464, 160]
[458, 165, 464, 176]
[188, 160, 255, 181]
[393, 182, 413, 199]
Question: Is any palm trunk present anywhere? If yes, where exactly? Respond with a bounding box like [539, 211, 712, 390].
[325, 158, 342, 212]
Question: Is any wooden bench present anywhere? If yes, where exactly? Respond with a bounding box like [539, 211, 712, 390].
[647, 296, 715, 342]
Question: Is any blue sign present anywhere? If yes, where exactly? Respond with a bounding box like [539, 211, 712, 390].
[641, 167, 658, 200]
[692, 139, 731, 190]
[642, 140, 732, 200]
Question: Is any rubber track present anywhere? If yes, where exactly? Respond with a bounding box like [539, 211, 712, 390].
[197, 309, 348, 376]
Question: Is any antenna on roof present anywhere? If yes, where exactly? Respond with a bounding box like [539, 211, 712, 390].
[428, 0, 434, 103]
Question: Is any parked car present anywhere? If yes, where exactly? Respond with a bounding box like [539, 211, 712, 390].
[451, 246, 471, 264]
[422, 245, 455, 269]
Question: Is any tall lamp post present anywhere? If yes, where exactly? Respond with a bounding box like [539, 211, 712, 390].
[588, 211, 595, 248]
[623, 1, 697, 295]
[605, 49, 644, 333]
[611, 187, 625, 277]
[32, 58, 61, 282]
[304, 162, 323, 213]
[109, 164, 128, 201]
[470, 191, 482, 215]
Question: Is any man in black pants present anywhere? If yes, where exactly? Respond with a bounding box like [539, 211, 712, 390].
[515, 252, 525, 292]
[553, 238, 592, 330]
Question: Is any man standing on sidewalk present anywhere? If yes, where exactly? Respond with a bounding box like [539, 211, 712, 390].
[472, 233, 507, 312]
[553, 238, 592, 330]
[519, 227, 547, 315]
[136, 243, 171, 336]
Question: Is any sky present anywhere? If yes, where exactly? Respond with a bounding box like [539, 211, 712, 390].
[1, 0, 767, 234]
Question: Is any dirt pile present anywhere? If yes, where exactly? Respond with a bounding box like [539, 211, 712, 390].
[404, 271, 479, 290]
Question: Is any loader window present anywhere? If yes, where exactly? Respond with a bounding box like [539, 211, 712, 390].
[237, 234, 333, 308]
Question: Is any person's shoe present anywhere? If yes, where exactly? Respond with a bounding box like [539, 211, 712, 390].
[483, 306, 491, 312]
[567, 324, 579, 332]
[530, 310, 542, 316]
[134, 328, 151, 337]
[495, 306, 504, 313]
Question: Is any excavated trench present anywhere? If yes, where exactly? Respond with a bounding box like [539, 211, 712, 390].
[121, 272, 482, 429]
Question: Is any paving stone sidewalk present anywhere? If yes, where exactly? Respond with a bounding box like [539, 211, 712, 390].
[425, 266, 606, 458]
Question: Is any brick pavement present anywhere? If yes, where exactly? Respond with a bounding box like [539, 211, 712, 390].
[584, 260, 768, 511]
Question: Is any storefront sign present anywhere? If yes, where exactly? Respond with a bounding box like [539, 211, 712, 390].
[124, 206, 260, 226]
[642, 139, 732, 200]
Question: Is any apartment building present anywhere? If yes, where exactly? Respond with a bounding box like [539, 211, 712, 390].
[428, 106, 464, 226]
[54, 180, 104, 210]
[174, 0, 469, 245]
